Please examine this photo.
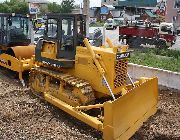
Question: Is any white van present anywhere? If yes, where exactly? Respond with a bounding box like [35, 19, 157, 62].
[105, 18, 117, 30]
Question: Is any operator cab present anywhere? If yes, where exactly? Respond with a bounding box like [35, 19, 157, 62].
[43, 13, 86, 60]
[0, 13, 31, 48]
[159, 22, 175, 35]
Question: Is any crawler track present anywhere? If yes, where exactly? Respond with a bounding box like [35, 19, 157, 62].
[29, 67, 95, 106]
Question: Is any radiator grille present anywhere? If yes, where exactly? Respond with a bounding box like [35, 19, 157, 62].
[114, 60, 128, 88]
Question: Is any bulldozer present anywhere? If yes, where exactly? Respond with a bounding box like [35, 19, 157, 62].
[29, 13, 158, 140]
[0, 13, 35, 85]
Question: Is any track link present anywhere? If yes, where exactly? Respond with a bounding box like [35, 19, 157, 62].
[29, 67, 95, 106]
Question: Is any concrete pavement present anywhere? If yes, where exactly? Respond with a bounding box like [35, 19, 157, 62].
[171, 35, 180, 50]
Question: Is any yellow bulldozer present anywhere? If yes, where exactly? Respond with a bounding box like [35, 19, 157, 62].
[0, 13, 35, 85]
[29, 13, 158, 140]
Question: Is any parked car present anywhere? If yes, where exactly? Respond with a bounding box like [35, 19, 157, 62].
[136, 20, 144, 26]
[177, 26, 180, 35]
[33, 18, 45, 30]
[105, 18, 117, 30]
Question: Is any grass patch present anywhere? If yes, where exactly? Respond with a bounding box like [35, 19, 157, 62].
[129, 48, 180, 72]
[134, 48, 180, 59]
[90, 21, 105, 27]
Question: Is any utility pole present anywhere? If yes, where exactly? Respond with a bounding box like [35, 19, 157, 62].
[83, 0, 90, 37]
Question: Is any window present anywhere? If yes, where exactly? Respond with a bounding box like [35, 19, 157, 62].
[77, 16, 86, 36]
[174, 0, 180, 8]
[8, 16, 30, 40]
[161, 25, 172, 34]
[61, 18, 74, 51]
[47, 19, 57, 38]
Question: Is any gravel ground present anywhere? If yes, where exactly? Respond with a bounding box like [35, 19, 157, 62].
[0, 70, 179, 140]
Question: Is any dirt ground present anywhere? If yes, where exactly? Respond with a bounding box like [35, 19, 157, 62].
[0, 70, 179, 140]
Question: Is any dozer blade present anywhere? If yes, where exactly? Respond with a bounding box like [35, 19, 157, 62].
[103, 78, 158, 140]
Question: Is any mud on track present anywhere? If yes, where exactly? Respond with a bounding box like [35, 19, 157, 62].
[0, 70, 179, 140]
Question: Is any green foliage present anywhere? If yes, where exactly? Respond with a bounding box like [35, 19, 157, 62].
[134, 48, 180, 59]
[90, 21, 105, 27]
[130, 48, 180, 72]
[0, 3, 11, 13]
[0, 0, 28, 14]
[40, 5, 48, 14]
[47, 2, 61, 13]
[60, 0, 75, 13]
[12, 2, 29, 14]
[48, 0, 75, 13]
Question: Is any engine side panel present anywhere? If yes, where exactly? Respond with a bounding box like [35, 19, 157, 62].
[68, 46, 128, 97]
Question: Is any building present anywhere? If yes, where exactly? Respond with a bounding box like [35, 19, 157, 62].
[118, 0, 157, 7]
[166, 0, 180, 27]
[101, 0, 118, 6]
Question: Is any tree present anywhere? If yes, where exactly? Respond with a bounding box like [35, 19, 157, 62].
[0, 3, 12, 13]
[11, 2, 29, 14]
[47, 2, 61, 13]
[60, 0, 75, 13]
[40, 4, 49, 14]
[47, 0, 75, 13]
[0, 0, 29, 14]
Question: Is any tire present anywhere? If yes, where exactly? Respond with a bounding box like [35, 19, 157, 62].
[119, 35, 122, 42]
[147, 38, 157, 48]
[177, 30, 180, 35]
[156, 40, 167, 49]
[126, 37, 132, 47]
[128, 37, 141, 48]
[119, 35, 125, 43]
